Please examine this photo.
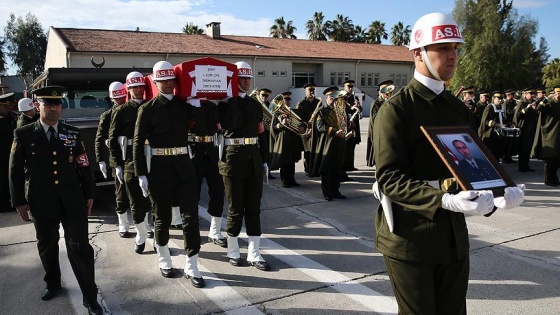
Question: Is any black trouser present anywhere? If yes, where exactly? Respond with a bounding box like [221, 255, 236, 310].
[149, 171, 200, 257]
[517, 133, 533, 171]
[223, 163, 263, 237]
[33, 198, 98, 304]
[114, 170, 130, 215]
[344, 140, 357, 170]
[321, 169, 342, 198]
[123, 171, 152, 224]
[303, 151, 310, 174]
[545, 157, 560, 184]
[280, 162, 296, 185]
[384, 255, 469, 315]
[192, 153, 224, 218]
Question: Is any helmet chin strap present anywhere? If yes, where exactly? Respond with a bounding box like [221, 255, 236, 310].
[421, 47, 442, 81]
[238, 83, 248, 93]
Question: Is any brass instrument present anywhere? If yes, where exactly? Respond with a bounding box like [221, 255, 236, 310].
[303, 96, 322, 138]
[271, 94, 305, 135]
[331, 90, 353, 140]
[250, 88, 273, 131]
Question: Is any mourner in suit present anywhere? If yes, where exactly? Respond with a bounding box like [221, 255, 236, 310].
[218, 61, 270, 271]
[373, 13, 524, 314]
[133, 61, 204, 288]
[9, 86, 102, 315]
[95, 82, 131, 237]
[108, 72, 153, 254]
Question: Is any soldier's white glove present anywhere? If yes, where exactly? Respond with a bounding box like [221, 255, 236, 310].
[115, 166, 124, 184]
[189, 98, 201, 108]
[98, 161, 108, 179]
[441, 190, 495, 215]
[494, 184, 525, 209]
[371, 181, 380, 200]
[263, 163, 269, 184]
[138, 175, 149, 197]
[104, 139, 110, 148]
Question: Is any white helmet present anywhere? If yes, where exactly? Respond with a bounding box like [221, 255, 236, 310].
[409, 12, 464, 50]
[18, 98, 35, 112]
[152, 61, 176, 81]
[126, 71, 146, 87]
[108, 81, 127, 99]
[235, 61, 253, 78]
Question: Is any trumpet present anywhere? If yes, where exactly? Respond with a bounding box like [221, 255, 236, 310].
[272, 94, 306, 135]
[250, 88, 273, 131]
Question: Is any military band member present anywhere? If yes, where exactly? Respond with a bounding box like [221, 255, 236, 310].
[295, 83, 321, 175]
[373, 13, 523, 314]
[270, 91, 306, 188]
[133, 61, 204, 287]
[17, 97, 39, 128]
[478, 91, 505, 159]
[95, 82, 131, 237]
[258, 88, 276, 180]
[501, 89, 518, 163]
[475, 90, 489, 126]
[108, 71, 152, 254]
[0, 93, 18, 212]
[531, 86, 560, 186]
[366, 80, 394, 167]
[187, 98, 226, 247]
[342, 80, 362, 173]
[218, 61, 270, 271]
[9, 86, 102, 315]
[311, 86, 347, 201]
[514, 87, 538, 172]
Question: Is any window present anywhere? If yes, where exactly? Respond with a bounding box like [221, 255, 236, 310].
[330, 72, 336, 85]
[257, 71, 265, 77]
[374, 73, 380, 87]
[292, 72, 316, 88]
[272, 71, 279, 77]
[396, 74, 401, 87]
[367, 73, 373, 87]
[401, 73, 408, 86]
[360, 73, 366, 87]
[280, 71, 287, 77]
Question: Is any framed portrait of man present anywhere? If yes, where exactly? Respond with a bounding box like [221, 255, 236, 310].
[420, 126, 516, 196]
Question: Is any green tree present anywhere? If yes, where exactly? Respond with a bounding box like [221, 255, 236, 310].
[452, 0, 548, 92]
[542, 58, 560, 88]
[328, 14, 354, 42]
[390, 22, 410, 46]
[0, 37, 6, 75]
[4, 13, 47, 79]
[351, 25, 367, 43]
[366, 20, 388, 44]
[306, 11, 330, 41]
[182, 22, 204, 35]
[270, 16, 297, 39]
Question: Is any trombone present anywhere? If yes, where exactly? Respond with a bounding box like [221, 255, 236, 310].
[250, 87, 273, 131]
[271, 94, 306, 135]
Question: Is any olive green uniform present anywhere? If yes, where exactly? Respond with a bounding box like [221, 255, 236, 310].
[531, 99, 560, 185]
[502, 98, 518, 161]
[344, 94, 362, 171]
[366, 96, 384, 167]
[16, 113, 39, 128]
[9, 121, 98, 305]
[311, 105, 346, 199]
[0, 111, 17, 212]
[373, 79, 478, 315]
[217, 95, 268, 237]
[95, 107, 129, 213]
[295, 97, 321, 174]
[514, 100, 537, 171]
[478, 104, 504, 159]
[133, 95, 200, 256]
[108, 99, 152, 224]
[189, 101, 224, 217]
[269, 110, 303, 186]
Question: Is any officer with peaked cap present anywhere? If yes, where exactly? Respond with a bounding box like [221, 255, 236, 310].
[501, 88, 518, 163]
[295, 83, 321, 175]
[342, 80, 362, 175]
[373, 13, 524, 314]
[310, 86, 347, 201]
[478, 91, 505, 159]
[0, 92, 18, 212]
[514, 87, 538, 172]
[366, 79, 394, 167]
[9, 86, 102, 314]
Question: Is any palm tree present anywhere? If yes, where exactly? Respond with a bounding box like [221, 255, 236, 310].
[329, 14, 354, 42]
[351, 25, 367, 43]
[390, 22, 411, 46]
[270, 16, 297, 39]
[306, 11, 329, 41]
[182, 22, 204, 35]
[367, 20, 388, 44]
[542, 58, 560, 87]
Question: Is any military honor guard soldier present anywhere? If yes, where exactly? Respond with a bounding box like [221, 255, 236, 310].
[17, 97, 39, 128]
[95, 82, 131, 237]
[108, 71, 153, 254]
[133, 61, 205, 287]
[218, 61, 271, 271]
[366, 79, 394, 167]
[9, 86, 103, 315]
[373, 13, 524, 314]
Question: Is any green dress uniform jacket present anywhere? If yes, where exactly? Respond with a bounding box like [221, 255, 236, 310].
[269, 113, 303, 170]
[95, 107, 115, 164]
[295, 97, 321, 152]
[514, 99, 537, 170]
[373, 79, 478, 263]
[366, 97, 384, 167]
[16, 113, 39, 128]
[478, 104, 504, 159]
[9, 121, 95, 218]
[0, 112, 17, 211]
[532, 100, 560, 158]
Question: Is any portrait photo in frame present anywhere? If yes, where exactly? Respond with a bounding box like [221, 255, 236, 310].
[420, 126, 516, 197]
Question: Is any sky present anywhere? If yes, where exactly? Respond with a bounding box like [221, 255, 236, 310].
[0, 0, 556, 75]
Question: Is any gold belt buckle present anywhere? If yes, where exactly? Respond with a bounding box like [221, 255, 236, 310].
[233, 138, 240, 145]
[156, 148, 163, 155]
[178, 147, 183, 154]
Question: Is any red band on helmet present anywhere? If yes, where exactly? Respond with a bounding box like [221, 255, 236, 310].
[111, 89, 127, 98]
[238, 68, 252, 76]
[431, 24, 462, 42]
[126, 77, 145, 85]
[156, 69, 175, 78]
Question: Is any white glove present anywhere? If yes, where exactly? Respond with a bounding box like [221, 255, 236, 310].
[98, 161, 108, 179]
[104, 139, 110, 148]
[263, 163, 269, 184]
[115, 166, 124, 184]
[371, 181, 380, 200]
[494, 184, 525, 209]
[138, 175, 149, 197]
[189, 98, 201, 107]
[441, 190, 495, 216]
